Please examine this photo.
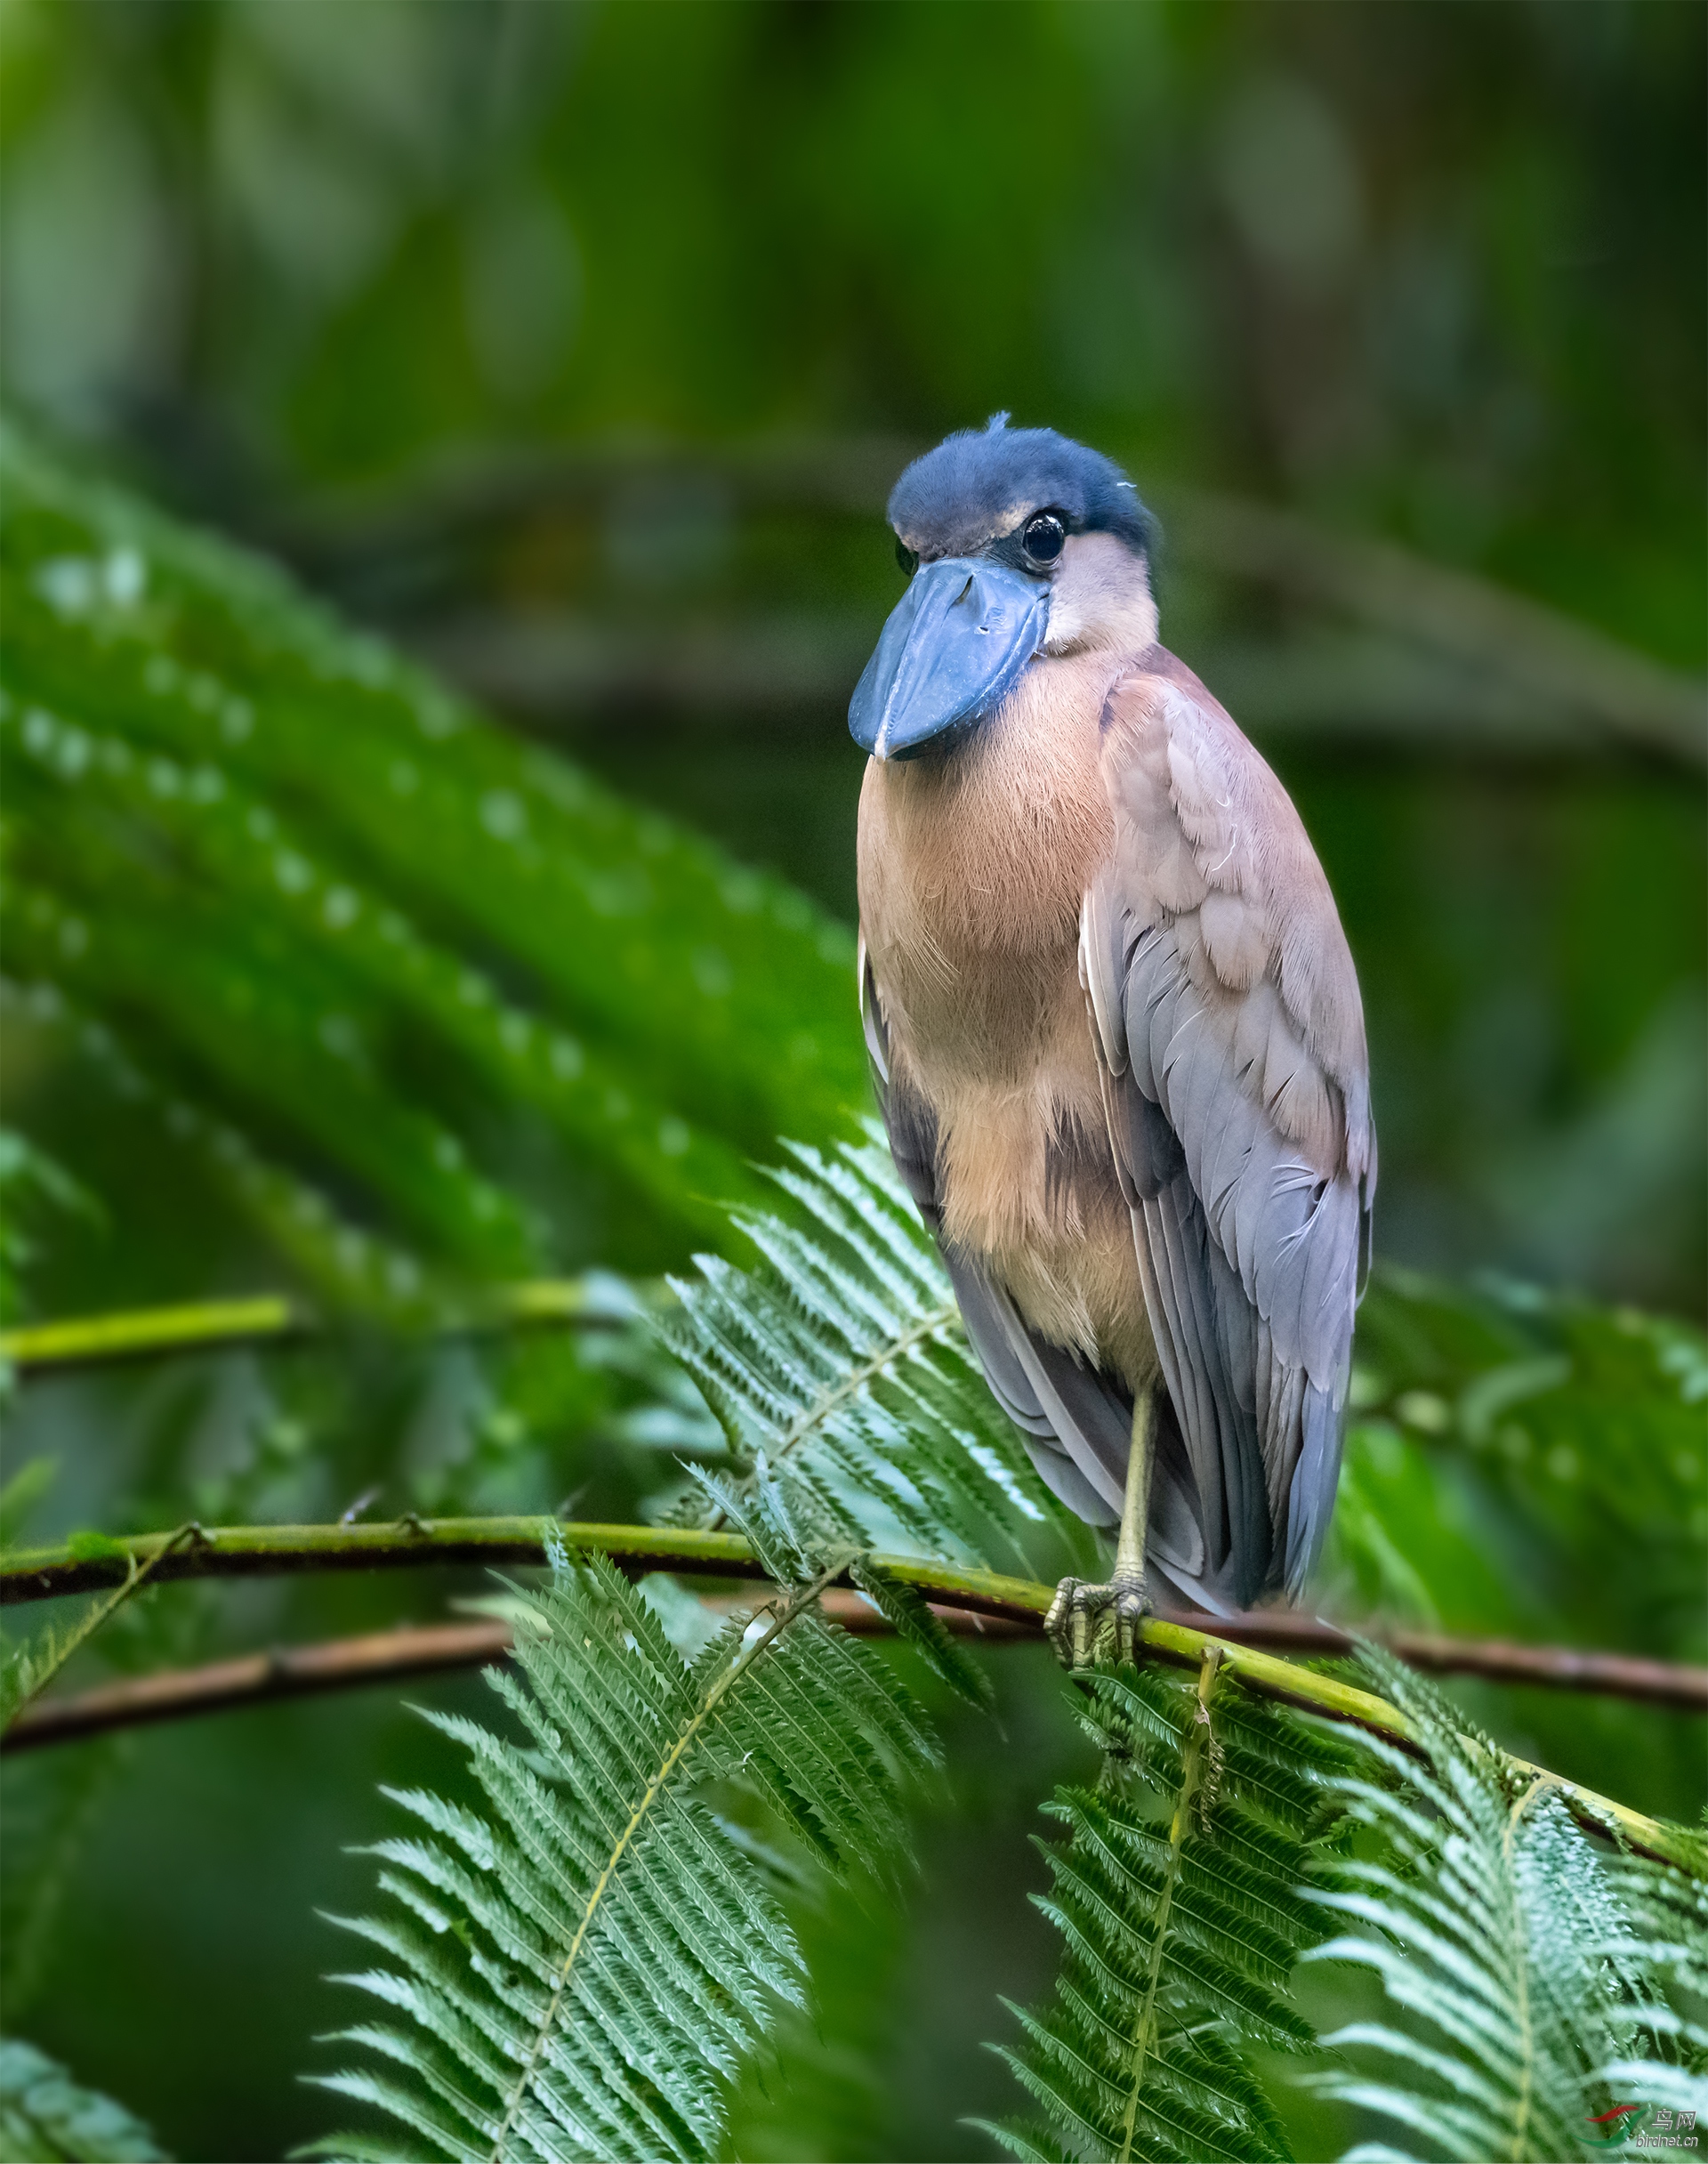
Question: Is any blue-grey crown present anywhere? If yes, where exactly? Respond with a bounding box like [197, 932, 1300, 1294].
[887, 415, 1156, 561]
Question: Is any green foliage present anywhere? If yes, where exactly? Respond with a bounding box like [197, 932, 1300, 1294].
[0, 424, 866, 1309]
[1305, 1651, 1708, 2164]
[0, 1740, 132, 2023]
[0, 14, 1701, 2155]
[2, 1526, 194, 1735]
[0, 2037, 169, 2162]
[656, 1132, 1093, 1585]
[981, 1641, 1708, 2164]
[312, 1520, 937, 2163]
[1330, 1269, 1708, 1838]
[0, 1130, 91, 1333]
[980, 1658, 1352, 2164]
[9, 0, 1703, 658]
[1342, 1268, 1707, 1658]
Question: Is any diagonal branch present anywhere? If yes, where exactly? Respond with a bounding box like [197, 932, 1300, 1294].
[1, 1518, 1697, 1873]
[273, 440, 1707, 767]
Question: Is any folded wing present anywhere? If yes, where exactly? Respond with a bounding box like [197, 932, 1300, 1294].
[1082, 654, 1375, 1601]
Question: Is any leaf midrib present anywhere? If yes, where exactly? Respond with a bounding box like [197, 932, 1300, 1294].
[483, 1558, 844, 2162]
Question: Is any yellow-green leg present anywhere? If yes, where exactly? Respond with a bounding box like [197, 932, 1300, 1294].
[1045, 1386, 1155, 1669]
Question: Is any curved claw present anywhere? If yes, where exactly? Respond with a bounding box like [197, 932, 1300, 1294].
[1044, 1571, 1151, 1671]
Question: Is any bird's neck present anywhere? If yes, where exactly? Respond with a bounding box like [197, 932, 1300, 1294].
[857, 648, 1129, 1008]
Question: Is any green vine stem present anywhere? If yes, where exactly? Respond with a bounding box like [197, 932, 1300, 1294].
[1, 1516, 1695, 1874]
[0, 1280, 592, 1375]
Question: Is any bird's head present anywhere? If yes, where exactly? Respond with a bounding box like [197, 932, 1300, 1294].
[849, 416, 1157, 761]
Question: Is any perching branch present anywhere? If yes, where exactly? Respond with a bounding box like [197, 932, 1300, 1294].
[2, 1517, 1696, 1873]
[0, 1518, 764, 1605]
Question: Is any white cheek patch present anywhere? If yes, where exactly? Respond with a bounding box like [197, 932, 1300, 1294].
[1043, 532, 1157, 655]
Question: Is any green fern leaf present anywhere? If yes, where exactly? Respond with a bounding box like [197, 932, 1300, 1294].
[0, 2037, 169, 2161]
[1305, 1648, 1708, 2163]
[983, 1652, 1350, 2164]
[0, 980, 441, 1320]
[847, 1554, 995, 1711]
[657, 1133, 1094, 1582]
[311, 1530, 936, 2162]
[0, 420, 866, 1288]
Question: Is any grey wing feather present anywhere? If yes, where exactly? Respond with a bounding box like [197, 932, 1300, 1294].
[1086, 661, 1375, 1599]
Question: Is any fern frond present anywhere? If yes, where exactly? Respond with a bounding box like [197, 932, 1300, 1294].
[4, 706, 752, 1243]
[1, 976, 444, 1320]
[0, 2036, 169, 2160]
[1306, 1648, 1708, 2162]
[0, 422, 866, 1287]
[311, 1525, 936, 2162]
[658, 1134, 1092, 1580]
[982, 1652, 1349, 2163]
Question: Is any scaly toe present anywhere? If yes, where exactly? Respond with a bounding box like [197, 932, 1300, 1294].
[1110, 1574, 1151, 1667]
[1046, 1574, 1150, 1672]
[1044, 1576, 1082, 1667]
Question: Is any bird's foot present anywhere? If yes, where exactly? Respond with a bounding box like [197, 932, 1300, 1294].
[1044, 1571, 1151, 1671]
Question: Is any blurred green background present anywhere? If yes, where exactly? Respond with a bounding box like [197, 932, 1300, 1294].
[0, 3, 1702, 2158]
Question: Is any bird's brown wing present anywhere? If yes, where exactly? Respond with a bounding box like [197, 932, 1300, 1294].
[1082, 652, 1376, 1602]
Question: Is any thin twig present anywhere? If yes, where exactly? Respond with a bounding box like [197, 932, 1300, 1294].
[1118, 1644, 1222, 2163]
[1148, 1611, 1708, 1711]
[1166, 489, 1707, 770]
[273, 440, 1706, 767]
[2, 1619, 517, 1748]
[1, 1521, 1696, 1873]
[7, 1596, 1702, 1756]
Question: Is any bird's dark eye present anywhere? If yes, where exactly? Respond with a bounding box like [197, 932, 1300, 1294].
[894, 537, 918, 577]
[1021, 512, 1066, 567]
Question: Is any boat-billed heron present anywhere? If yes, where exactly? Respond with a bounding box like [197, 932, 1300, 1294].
[850, 416, 1375, 1664]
